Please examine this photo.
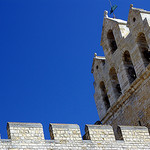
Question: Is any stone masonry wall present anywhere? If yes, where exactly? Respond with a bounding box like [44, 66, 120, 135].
[1, 4, 150, 150]
[0, 122, 150, 149]
[92, 5, 150, 133]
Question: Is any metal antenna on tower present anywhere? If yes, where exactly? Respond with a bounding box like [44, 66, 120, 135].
[108, 0, 117, 18]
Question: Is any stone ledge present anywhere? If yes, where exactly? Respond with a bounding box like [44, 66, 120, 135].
[119, 126, 148, 130]
[7, 122, 43, 129]
[49, 123, 80, 129]
[1, 139, 11, 143]
[85, 124, 112, 130]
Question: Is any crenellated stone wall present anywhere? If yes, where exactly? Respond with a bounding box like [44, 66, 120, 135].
[1, 4, 150, 150]
[0, 122, 150, 149]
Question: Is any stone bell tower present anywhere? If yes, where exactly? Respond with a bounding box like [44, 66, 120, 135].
[92, 4, 150, 132]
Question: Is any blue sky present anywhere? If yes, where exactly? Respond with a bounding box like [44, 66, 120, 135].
[0, 0, 149, 139]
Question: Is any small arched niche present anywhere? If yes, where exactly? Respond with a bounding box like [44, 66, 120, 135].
[109, 67, 122, 100]
[100, 81, 110, 111]
[107, 30, 118, 54]
[137, 32, 150, 67]
[123, 51, 137, 84]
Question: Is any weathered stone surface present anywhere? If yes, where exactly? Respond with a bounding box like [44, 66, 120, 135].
[0, 122, 150, 149]
[92, 5, 150, 136]
[1, 4, 150, 150]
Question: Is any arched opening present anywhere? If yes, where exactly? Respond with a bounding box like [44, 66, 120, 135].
[123, 51, 136, 84]
[109, 68, 122, 99]
[100, 81, 110, 111]
[107, 30, 118, 53]
[137, 33, 150, 67]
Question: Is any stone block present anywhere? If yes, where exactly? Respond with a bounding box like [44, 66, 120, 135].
[49, 123, 82, 141]
[7, 122, 45, 143]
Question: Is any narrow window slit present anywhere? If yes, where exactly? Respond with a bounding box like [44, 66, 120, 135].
[138, 121, 142, 126]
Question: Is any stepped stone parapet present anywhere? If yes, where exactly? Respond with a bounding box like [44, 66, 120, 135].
[0, 122, 150, 149]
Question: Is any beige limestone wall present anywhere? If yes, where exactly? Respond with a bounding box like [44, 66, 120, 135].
[92, 5, 150, 133]
[0, 122, 150, 150]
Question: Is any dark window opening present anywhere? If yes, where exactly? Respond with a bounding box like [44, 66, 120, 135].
[94, 121, 102, 125]
[133, 17, 136, 22]
[114, 126, 124, 140]
[100, 82, 110, 111]
[138, 121, 142, 126]
[143, 48, 150, 62]
[128, 67, 136, 80]
[101, 60, 105, 66]
[137, 33, 150, 67]
[110, 41, 117, 52]
[104, 95, 110, 110]
[123, 51, 137, 84]
[107, 30, 118, 54]
[109, 67, 122, 100]
[116, 84, 122, 94]
[96, 65, 99, 69]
